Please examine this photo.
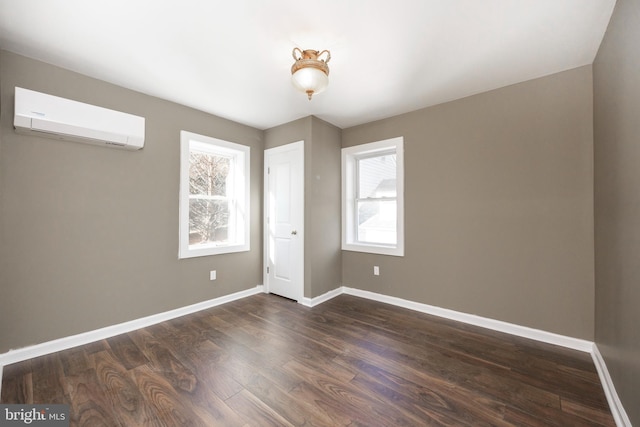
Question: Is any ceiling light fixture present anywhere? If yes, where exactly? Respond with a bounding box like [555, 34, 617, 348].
[291, 48, 331, 100]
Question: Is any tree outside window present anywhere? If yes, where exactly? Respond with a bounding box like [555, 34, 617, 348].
[188, 151, 231, 245]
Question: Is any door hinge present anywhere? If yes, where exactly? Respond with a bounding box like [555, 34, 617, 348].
[267, 167, 270, 174]
[267, 266, 270, 274]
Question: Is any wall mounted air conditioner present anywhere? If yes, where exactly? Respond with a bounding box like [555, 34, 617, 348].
[13, 87, 145, 150]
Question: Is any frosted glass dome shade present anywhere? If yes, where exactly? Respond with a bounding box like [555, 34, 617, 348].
[291, 67, 328, 100]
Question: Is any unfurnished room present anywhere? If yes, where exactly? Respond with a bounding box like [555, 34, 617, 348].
[0, 0, 638, 426]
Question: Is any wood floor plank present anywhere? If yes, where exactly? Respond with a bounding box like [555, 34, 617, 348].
[63, 370, 121, 426]
[561, 397, 618, 426]
[106, 333, 150, 371]
[174, 338, 245, 401]
[225, 389, 295, 427]
[242, 370, 337, 426]
[0, 363, 33, 404]
[60, 347, 92, 377]
[131, 364, 237, 427]
[8, 373, 34, 405]
[504, 404, 605, 427]
[1, 294, 616, 426]
[30, 354, 68, 405]
[127, 328, 198, 393]
[81, 339, 111, 355]
[284, 358, 439, 426]
[91, 350, 156, 426]
[337, 325, 564, 413]
[335, 352, 512, 427]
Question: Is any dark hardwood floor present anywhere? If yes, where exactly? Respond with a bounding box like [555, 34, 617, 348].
[1, 293, 615, 426]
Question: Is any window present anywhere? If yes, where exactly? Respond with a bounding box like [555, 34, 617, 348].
[342, 137, 404, 256]
[179, 131, 250, 258]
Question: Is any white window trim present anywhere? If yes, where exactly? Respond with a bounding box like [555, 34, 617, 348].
[179, 131, 250, 259]
[342, 137, 404, 256]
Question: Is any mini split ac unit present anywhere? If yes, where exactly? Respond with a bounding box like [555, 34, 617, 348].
[13, 87, 145, 150]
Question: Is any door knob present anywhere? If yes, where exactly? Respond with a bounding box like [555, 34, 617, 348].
[291, 230, 298, 235]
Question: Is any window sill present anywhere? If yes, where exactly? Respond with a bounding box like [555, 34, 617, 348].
[179, 243, 250, 259]
[342, 243, 404, 257]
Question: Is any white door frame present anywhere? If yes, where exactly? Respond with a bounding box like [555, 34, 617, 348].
[263, 141, 304, 301]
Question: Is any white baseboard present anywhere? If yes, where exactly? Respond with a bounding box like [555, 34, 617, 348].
[341, 286, 594, 353]
[300, 287, 343, 307]
[0, 285, 264, 367]
[592, 344, 632, 427]
[2, 284, 590, 366]
[1, 283, 629, 427]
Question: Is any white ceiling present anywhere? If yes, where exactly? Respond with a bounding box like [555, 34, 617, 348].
[0, 0, 615, 130]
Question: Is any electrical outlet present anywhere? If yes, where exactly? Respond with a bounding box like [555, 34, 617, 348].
[210, 270, 217, 281]
[374, 266, 380, 276]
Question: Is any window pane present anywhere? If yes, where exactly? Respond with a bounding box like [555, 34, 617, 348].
[357, 200, 397, 245]
[189, 199, 230, 245]
[342, 137, 403, 256]
[358, 154, 396, 198]
[189, 152, 230, 196]
[180, 131, 250, 258]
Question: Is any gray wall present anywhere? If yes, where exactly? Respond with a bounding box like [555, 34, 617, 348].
[264, 116, 342, 299]
[593, 0, 640, 423]
[0, 51, 264, 353]
[342, 66, 595, 340]
[309, 117, 342, 297]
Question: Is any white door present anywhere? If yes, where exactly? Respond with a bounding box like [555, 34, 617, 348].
[264, 141, 304, 301]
